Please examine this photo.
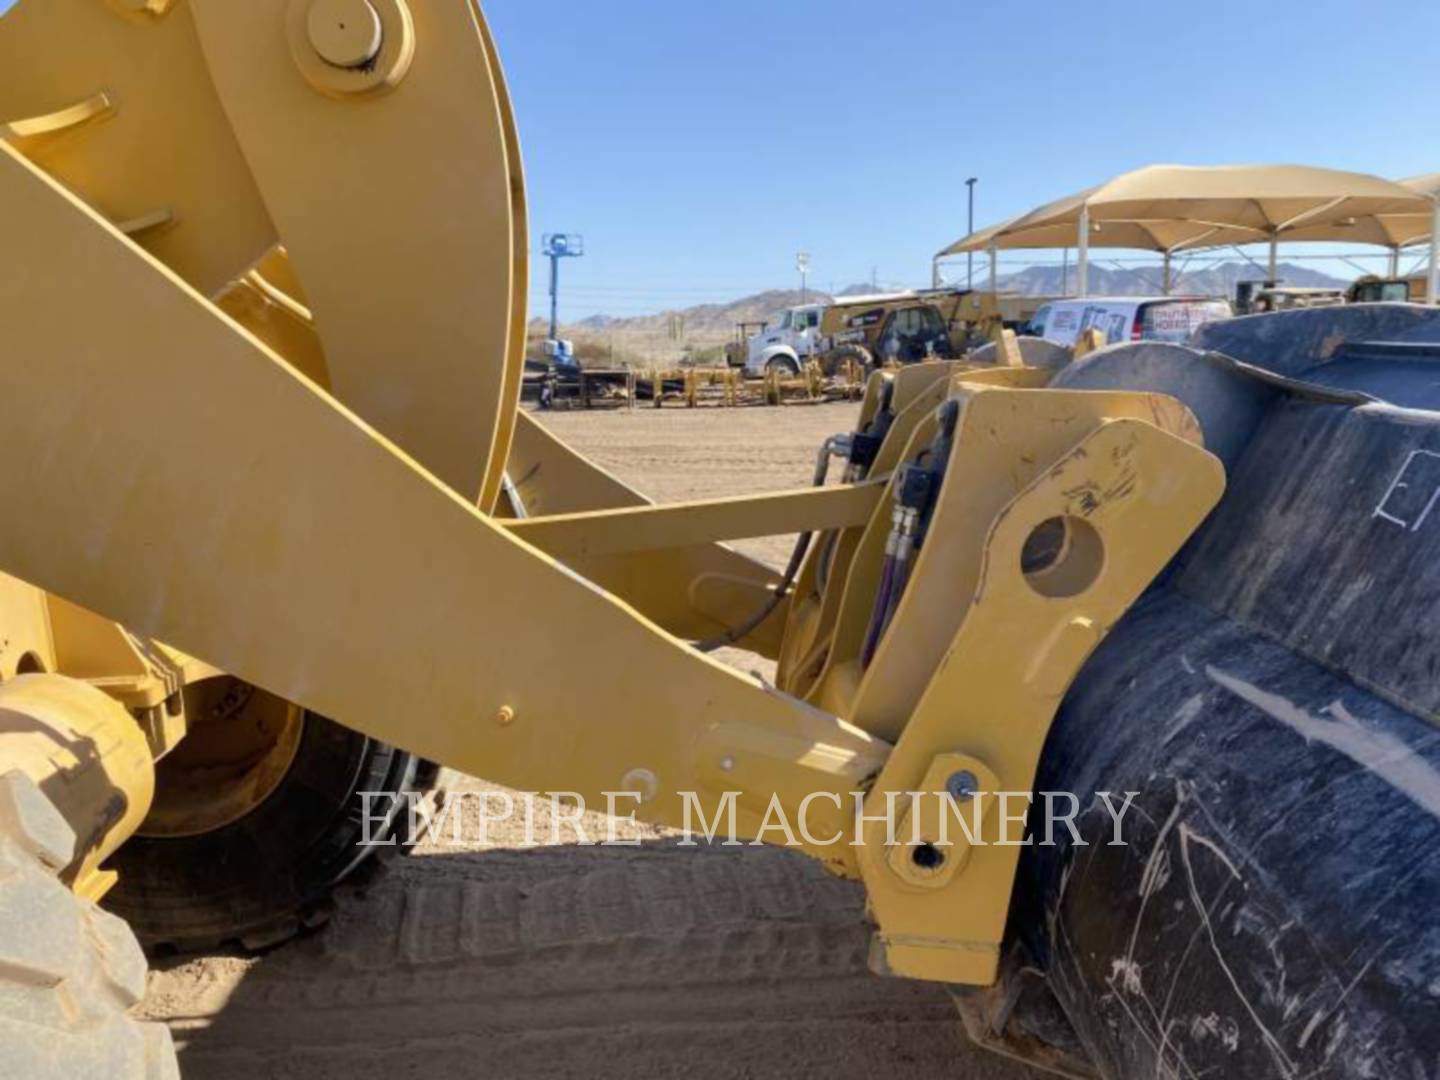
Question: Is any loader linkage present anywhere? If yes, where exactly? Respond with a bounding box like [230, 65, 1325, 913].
[0, 135, 1223, 979]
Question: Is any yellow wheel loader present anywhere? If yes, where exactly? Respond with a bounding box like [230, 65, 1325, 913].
[0, 4, 1437, 1079]
[1347, 272, 1432, 303]
[780, 289, 1051, 375]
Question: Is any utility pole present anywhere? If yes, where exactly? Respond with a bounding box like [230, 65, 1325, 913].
[797, 251, 811, 303]
[965, 177, 978, 289]
[543, 234, 584, 341]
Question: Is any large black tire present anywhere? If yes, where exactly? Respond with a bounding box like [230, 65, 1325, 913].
[0, 768, 179, 1080]
[105, 711, 442, 952]
[820, 343, 874, 377]
[765, 355, 800, 376]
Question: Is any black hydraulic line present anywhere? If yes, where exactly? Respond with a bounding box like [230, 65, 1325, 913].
[696, 378, 908, 655]
[859, 400, 961, 669]
[860, 551, 897, 669]
[817, 377, 897, 597]
[693, 434, 844, 653]
[874, 547, 912, 655]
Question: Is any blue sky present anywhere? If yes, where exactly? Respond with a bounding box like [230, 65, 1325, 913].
[485, 0, 1440, 319]
[4, 1, 1433, 317]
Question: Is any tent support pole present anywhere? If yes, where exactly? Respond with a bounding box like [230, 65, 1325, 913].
[1077, 206, 1090, 296]
[988, 245, 998, 292]
[1430, 201, 1440, 304]
[1267, 231, 1278, 283]
[1162, 251, 1172, 296]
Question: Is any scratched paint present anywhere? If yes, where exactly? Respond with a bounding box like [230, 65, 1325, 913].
[1208, 667, 1440, 821]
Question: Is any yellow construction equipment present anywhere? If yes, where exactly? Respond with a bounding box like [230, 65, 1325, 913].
[1347, 271, 1432, 303]
[814, 288, 1048, 371]
[1, 3, 1435, 1079]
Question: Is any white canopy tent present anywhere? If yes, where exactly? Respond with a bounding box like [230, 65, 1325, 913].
[936, 210, 1259, 296]
[1274, 174, 1440, 281]
[939, 165, 1440, 301]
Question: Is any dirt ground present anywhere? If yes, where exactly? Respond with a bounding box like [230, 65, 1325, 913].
[538, 398, 857, 565]
[139, 402, 1040, 1080]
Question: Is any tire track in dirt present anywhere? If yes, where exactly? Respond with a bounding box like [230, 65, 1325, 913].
[146, 842, 1036, 1079]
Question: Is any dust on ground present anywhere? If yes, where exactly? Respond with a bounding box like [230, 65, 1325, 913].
[140, 402, 1039, 1080]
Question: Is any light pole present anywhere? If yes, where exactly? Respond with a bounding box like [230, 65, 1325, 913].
[965, 177, 978, 288]
[543, 233, 584, 341]
[797, 251, 811, 303]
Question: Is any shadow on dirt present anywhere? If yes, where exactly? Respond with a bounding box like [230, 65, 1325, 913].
[145, 837, 1040, 1080]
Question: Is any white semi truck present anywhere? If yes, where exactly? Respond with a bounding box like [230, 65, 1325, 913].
[736, 303, 827, 376]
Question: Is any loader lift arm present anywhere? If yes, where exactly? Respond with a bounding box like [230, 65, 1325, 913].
[0, 131, 1222, 981]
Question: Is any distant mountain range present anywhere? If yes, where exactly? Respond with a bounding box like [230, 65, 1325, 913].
[570, 288, 836, 336]
[534, 261, 1350, 365]
[528, 287, 856, 365]
[565, 282, 887, 335]
[993, 260, 1347, 298]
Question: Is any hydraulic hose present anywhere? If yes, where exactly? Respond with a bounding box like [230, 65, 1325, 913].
[860, 553, 897, 668]
[693, 434, 846, 653]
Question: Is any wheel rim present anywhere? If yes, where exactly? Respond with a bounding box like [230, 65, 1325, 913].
[138, 677, 306, 839]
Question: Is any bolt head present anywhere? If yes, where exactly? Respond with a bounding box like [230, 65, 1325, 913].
[307, 0, 383, 68]
[494, 705, 516, 727]
[945, 770, 979, 801]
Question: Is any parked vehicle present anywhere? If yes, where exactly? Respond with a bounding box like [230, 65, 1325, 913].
[1029, 296, 1232, 348]
[1248, 286, 1346, 313]
[723, 320, 770, 368]
[1233, 279, 1277, 315]
[1348, 273, 1432, 303]
[817, 292, 955, 371]
[1234, 279, 1347, 314]
[740, 303, 826, 376]
[742, 289, 1049, 377]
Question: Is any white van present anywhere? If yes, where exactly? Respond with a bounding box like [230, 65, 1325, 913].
[1028, 297, 1232, 349]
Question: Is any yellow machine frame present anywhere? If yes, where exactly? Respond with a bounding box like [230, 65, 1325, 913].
[0, 0, 1224, 986]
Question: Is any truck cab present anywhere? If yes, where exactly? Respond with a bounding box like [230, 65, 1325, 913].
[743, 304, 825, 376]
